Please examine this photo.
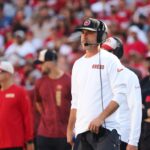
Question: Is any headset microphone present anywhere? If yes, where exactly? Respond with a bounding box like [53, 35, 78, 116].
[84, 43, 98, 46]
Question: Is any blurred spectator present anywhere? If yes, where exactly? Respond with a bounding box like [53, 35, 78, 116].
[26, 30, 43, 51]
[30, 5, 52, 40]
[125, 25, 148, 58]
[4, 27, 14, 50]
[91, 0, 111, 17]
[59, 7, 80, 34]
[14, 0, 33, 19]
[12, 9, 28, 32]
[66, 31, 84, 70]
[133, 1, 150, 24]
[83, 7, 94, 19]
[44, 25, 64, 50]
[5, 30, 36, 58]
[0, 3, 12, 29]
[34, 49, 71, 150]
[115, 0, 132, 29]
[57, 54, 70, 74]
[0, 61, 34, 150]
[133, 14, 149, 32]
[0, 33, 4, 55]
[25, 68, 42, 90]
[140, 52, 150, 150]
[146, 28, 150, 51]
[128, 25, 148, 44]
[3, 0, 16, 18]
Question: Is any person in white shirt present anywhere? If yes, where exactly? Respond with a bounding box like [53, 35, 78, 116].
[5, 30, 36, 58]
[101, 37, 142, 150]
[67, 18, 127, 150]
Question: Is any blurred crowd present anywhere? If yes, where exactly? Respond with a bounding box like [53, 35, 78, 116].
[0, 0, 150, 150]
[0, 0, 150, 89]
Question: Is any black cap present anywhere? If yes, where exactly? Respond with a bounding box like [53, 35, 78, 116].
[76, 18, 108, 43]
[34, 49, 57, 64]
[76, 18, 100, 32]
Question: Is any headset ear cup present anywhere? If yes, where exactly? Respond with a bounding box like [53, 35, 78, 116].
[97, 31, 107, 44]
[102, 32, 107, 43]
[97, 31, 101, 43]
[97, 20, 108, 44]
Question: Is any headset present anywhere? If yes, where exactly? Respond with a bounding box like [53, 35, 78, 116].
[97, 20, 108, 44]
[85, 18, 107, 44]
[113, 37, 124, 59]
[76, 18, 108, 46]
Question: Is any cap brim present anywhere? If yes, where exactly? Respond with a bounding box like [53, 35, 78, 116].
[76, 27, 96, 31]
[34, 60, 43, 65]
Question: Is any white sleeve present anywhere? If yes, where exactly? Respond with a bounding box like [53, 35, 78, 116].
[127, 75, 142, 146]
[107, 57, 127, 106]
[71, 62, 78, 109]
[5, 45, 16, 56]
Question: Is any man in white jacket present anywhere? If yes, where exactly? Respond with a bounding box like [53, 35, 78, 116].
[67, 18, 127, 150]
[102, 37, 142, 150]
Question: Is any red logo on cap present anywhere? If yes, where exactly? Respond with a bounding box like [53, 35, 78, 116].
[84, 20, 90, 26]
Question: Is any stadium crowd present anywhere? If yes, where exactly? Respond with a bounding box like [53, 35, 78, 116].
[0, 0, 150, 150]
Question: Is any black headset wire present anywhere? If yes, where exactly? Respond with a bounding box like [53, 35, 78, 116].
[98, 48, 106, 129]
[97, 20, 107, 129]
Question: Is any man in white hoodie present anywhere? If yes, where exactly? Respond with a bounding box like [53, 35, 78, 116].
[101, 37, 142, 150]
